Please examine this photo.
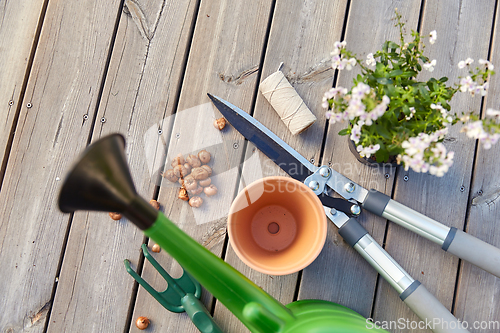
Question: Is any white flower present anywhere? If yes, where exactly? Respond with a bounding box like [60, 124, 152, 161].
[458, 61, 466, 69]
[406, 107, 416, 120]
[332, 41, 347, 56]
[423, 59, 437, 72]
[345, 58, 357, 71]
[479, 59, 494, 70]
[350, 124, 362, 143]
[486, 108, 500, 117]
[465, 58, 474, 65]
[366, 53, 376, 66]
[357, 144, 380, 158]
[461, 121, 484, 139]
[480, 133, 500, 149]
[399, 131, 454, 176]
[462, 120, 500, 149]
[332, 54, 343, 70]
[459, 76, 476, 93]
[429, 30, 437, 44]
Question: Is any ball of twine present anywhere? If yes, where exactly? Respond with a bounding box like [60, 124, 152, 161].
[259, 68, 316, 135]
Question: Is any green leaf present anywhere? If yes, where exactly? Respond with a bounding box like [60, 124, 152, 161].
[375, 124, 392, 140]
[376, 148, 390, 163]
[338, 128, 350, 136]
[377, 78, 393, 85]
[387, 69, 404, 77]
[439, 77, 448, 83]
[401, 70, 418, 78]
[402, 104, 410, 115]
[418, 85, 430, 101]
[387, 41, 399, 49]
[385, 84, 396, 97]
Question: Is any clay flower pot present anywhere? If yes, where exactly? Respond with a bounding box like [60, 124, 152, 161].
[228, 176, 327, 275]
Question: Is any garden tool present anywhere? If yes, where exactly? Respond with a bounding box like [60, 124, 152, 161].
[58, 134, 387, 333]
[124, 244, 223, 333]
[207, 94, 487, 333]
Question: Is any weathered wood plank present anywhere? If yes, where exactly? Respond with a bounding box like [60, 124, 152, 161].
[299, 0, 422, 319]
[46, 0, 199, 332]
[143, 1, 274, 332]
[454, 3, 500, 331]
[0, 0, 124, 332]
[372, 1, 497, 332]
[0, 0, 46, 176]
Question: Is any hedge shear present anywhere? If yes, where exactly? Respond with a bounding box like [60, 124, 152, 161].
[209, 94, 500, 333]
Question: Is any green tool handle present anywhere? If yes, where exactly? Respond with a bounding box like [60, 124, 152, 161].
[182, 294, 224, 333]
[144, 212, 295, 333]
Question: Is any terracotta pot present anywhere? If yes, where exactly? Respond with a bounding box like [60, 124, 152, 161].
[228, 176, 327, 275]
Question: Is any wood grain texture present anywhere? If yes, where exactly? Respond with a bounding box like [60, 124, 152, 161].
[454, 3, 500, 331]
[299, 0, 422, 318]
[46, 1, 199, 332]
[372, 1, 497, 332]
[146, 1, 274, 332]
[0, 0, 46, 175]
[0, 0, 123, 332]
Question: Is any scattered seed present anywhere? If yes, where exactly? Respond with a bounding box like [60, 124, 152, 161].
[136, 316, 150, 330]
[149, 199, 160, 210]
[109, 212, 122, 220]
[151, 244, 161, 253]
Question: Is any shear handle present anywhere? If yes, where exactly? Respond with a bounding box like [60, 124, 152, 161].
[363, 190, 500, 278]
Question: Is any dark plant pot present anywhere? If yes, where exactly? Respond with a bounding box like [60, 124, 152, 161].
[347, 138, 400, 168]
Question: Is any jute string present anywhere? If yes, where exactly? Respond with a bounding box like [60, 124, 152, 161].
[259, 68, 316, 135]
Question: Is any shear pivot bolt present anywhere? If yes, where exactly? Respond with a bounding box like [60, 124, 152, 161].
[308, 180, 320, 191]
[344, 182, 355, 193]
[330, 208, 337, 215]
[319, 166, 330, 178]
[350, 205, 361, 215]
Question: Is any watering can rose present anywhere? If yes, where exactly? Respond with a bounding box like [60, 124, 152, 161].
[322, 11, 500, 176]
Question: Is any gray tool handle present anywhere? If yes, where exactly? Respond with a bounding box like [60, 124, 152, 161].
[364, 190, 500, 278]
[443, 228, 500, 277]
[337, 218, 465, 333]
[402, 281, 469, 333]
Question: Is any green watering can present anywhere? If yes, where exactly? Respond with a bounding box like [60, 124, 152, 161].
[58, 134, 387, 333]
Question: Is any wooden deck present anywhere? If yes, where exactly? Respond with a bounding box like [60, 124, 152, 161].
[1, 0, 499, 332]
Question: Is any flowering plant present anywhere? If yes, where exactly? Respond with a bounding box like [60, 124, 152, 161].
[322, 12, 500, 176]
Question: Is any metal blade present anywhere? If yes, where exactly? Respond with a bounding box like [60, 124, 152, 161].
[208, 94, 318, 182]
